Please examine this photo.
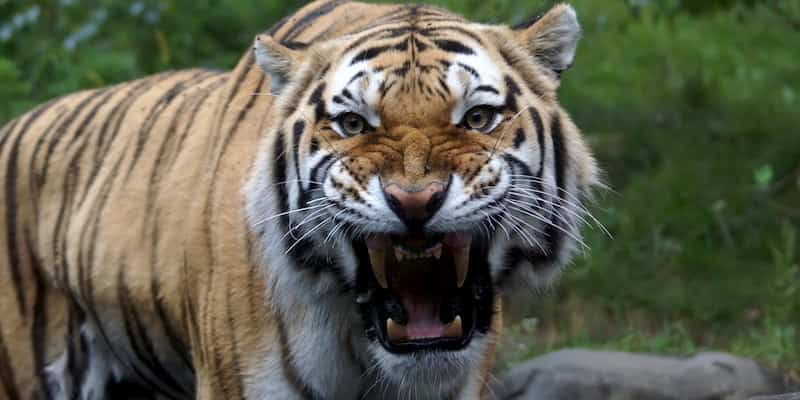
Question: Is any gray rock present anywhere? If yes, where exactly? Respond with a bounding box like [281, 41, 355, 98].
[749, 394, 800, 400]
[494, 349, 797, 400]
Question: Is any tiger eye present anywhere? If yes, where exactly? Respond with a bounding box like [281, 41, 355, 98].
[339, 113, 367, 136]
[464, 106, 495, 131]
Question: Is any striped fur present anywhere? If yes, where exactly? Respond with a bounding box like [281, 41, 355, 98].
[0, 1, 597, 399]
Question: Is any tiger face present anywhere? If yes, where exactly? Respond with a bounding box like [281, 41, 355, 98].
[248, 2, 597, 394]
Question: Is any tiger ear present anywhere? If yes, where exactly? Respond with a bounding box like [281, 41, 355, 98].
[254, 35, 303, 95]
[513, 4, 581, 76]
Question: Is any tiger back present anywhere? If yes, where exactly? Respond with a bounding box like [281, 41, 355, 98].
[0, 1, 597, 399]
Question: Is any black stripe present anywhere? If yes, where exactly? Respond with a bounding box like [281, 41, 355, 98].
[499, 113, 568, 285]
[474, 85, 499, 95]
[308, 136, 319, 155]
[212, 71, 266, 176]
[433, 39, 474, 55]
[27, 107, 72, 229]
[180, 257, 201, 366]
[40, 89, 108, 186]
[292, 119, 307, 207]
[347, 71, 366, 86]
[422, 26, 484, 46]
[224, 281, 245, 399]
[0, 116, 22, 153]
[309, 153, 335, 185]
[457, 62, 479, 79]
[51, 140, 80, 286]
[308, 83, 327, 120]
[64, 306, 88, 400]
[273, 131, 290, 232]
[276, 313, 321, 400]
[282, 0, 347, 42]
[126, 71, 207, 181]
[512, 14, 543, 30]
[350, 45, 391, 65]
[504, 75, 522, 112]
[25, 229, 51, 399]
[0, 326, 20, 400]
[529, 107, 545, 175]
[268, 13, 292, 36]
[146, 72, 223, 215]
[67, 88, 117, 147]
[512, 128, 525, 149]
[282, 40, 309, 50]
[76, 75, 169, 204]
[551, 114, 566, 201]
[341, 89, 355, 102]
[212, 53, 255, 151]
[76, 135, 160, 391]
[3, 99, 59, 316]
[117, 265, 186, 398]
[339, 23, 410, 55]
[149, 221, 194, 374]
[72, 79, 179, 383]
[163, 75, 228, 176]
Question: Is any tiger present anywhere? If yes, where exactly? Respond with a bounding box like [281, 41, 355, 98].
[0, 0, 598, 399]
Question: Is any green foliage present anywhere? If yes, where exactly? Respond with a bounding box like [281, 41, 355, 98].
[1, 0, 798, 375]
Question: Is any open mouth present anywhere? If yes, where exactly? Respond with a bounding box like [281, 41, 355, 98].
[355, 231, 495, 354]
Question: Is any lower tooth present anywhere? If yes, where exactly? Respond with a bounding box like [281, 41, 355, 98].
[387, 318, 405, 341]
[432, 244, 442, 259]
[444, 315, 463, 338]
[355, 291, 372, 304]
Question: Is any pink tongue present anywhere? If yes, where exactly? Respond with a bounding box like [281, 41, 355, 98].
[399, 291, 445, 339]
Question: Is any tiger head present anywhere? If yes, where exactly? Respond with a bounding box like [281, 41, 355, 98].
[247, 2, 597, 393]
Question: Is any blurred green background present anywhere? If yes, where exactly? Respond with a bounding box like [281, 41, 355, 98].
[2, 0, 798, 377]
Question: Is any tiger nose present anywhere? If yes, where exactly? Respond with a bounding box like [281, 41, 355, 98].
[384, 182, 447, 227]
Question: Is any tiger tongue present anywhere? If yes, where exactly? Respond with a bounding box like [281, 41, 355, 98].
[387, 290, 462, 341]
[398, 291, 446, 339]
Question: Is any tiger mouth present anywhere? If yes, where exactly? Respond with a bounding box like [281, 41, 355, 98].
[355, 231, 494, 354]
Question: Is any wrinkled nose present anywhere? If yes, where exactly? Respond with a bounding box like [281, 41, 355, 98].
[384, 182, 447, 228]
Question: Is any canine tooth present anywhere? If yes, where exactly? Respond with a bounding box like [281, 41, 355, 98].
[394, 247, 404, 262]
[355, 291, 372, 304]
[387, 318, 405, 341]
[453, 245, 470, 288]
[444, 315, 463, 338]
[432, 244, 442, 259]
[368, 248, 388, 288]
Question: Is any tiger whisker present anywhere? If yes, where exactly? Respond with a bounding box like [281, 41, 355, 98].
[504, 182, 611, 237]
[507, 203, 589, 250]
[270, 179, 326, 187]
[279, 205, 333, 242]
[285, 216, 333, 254]
[487, 205, 543, 251]
[323, 209, 349, 244]
[505, 190, 587, 229]
[254, 203, 331, 226]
